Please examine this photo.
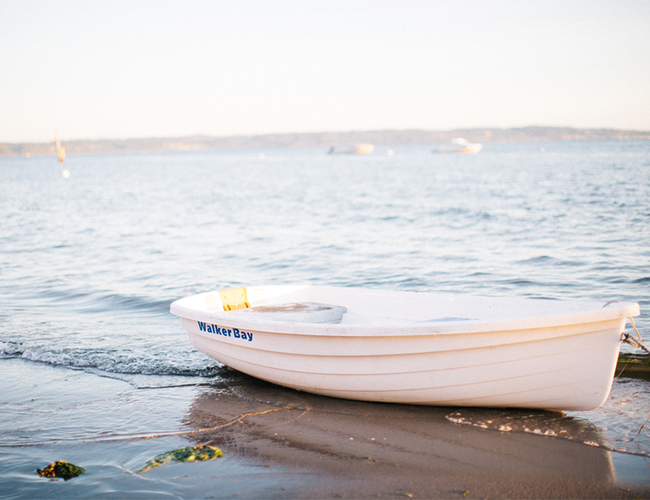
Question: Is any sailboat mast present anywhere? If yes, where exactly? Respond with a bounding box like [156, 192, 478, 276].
[55, 132, 65, 162]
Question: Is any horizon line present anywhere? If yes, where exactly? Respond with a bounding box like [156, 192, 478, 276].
[4, 125, 650, 146]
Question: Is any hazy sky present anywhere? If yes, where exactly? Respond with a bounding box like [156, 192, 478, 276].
[1, 0, 649, 143]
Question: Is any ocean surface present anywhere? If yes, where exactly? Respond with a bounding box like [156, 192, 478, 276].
[1, 140, 649, 494]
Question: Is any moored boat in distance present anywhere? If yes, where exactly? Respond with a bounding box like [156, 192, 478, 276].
[435, 137, 482, 153]
[171, 285, 640, 411]
[328, 143, 375, 155]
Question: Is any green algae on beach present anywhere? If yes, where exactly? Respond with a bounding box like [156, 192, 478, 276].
[138, 445, 224, 473]
[617, 353, 650, 381]
[36, 461, 85, 481]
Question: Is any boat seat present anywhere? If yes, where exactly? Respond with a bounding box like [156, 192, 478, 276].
[225, 302, 347, 324]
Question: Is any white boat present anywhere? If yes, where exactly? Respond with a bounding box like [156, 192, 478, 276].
[435, 137, 482, 154]
[170, 285, 640, 411]
[328, 143, 375, 155]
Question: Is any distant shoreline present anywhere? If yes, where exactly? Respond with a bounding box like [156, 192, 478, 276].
[2, 126, 649, 158]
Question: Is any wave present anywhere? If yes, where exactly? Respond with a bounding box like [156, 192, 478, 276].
[515, 255, 585, 267]
[0, 341, 222, 378]
[31, 285, 173, 315]
[446, 407, 650, 458]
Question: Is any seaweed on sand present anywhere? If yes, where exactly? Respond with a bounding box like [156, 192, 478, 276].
[138, 444, 224, 473]
[37, 461, 85, 481]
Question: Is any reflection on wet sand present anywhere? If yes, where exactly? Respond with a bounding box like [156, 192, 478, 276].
[182, 370, 648, 499]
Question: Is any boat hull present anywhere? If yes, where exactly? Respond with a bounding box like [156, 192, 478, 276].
[171, 286, 639, 411]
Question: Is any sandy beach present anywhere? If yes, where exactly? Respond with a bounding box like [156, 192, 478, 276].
[2, 357, 649, 499]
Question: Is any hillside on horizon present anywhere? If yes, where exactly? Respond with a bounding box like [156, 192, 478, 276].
[2, 126, 649, 158]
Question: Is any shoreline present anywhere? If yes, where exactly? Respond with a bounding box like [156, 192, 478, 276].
[2, 129, 649, 158]
[1, 357, 649, 499]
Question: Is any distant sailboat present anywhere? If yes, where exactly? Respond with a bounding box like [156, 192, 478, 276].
[327, 143, 375, 155]
[434, 138, 482, 154]
[55, 132, 66, 162]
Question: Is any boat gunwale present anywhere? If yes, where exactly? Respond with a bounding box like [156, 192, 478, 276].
[170, 287, 640, 337]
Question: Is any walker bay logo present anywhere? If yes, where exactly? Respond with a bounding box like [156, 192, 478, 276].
[197, 322, 254, 342]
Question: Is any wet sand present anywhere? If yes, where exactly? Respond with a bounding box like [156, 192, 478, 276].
[1, 358, 649, 499]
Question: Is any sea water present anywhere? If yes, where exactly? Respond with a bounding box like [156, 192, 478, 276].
[1, 140, 649, 489]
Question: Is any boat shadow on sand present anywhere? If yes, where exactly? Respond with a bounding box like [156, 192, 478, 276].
[180, 368, 649, 499]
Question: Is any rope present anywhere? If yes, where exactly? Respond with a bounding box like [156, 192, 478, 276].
[621, 333, 650, 354]
[134, 406, 298, 441]
[621, 317, 650, 355]
[631, 317, 643, 342]
[619, 318, 650, 439]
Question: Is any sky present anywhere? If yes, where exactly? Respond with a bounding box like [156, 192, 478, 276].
[1, 0, 649, 143]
